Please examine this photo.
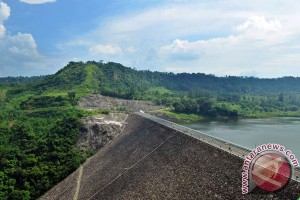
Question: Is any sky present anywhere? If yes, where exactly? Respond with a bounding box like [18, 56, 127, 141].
[1, 0, 300, 77]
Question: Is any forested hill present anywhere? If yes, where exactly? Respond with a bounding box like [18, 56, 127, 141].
[3, 61, 300, 98]
[0, 75, 50, 85]
[1, 61, 300, 199]
[31, 61, 300, 95]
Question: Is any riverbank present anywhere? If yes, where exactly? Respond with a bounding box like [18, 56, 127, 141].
[157, 109, 300, 122]
[156, 109, 205, 122]
[241, 110, 300, 118]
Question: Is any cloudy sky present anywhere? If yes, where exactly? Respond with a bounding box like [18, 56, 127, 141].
[1, 0, 300, 77]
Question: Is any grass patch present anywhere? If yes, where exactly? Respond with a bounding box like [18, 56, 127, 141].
[0, 90, 5, 99]
[241, 111, 300, 118]
[147, 86, 173, 94]
[76, 108, 111, 117]
[159, 109, 205, 122]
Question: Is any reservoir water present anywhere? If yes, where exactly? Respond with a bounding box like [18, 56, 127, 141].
[180, 117, 300, 160]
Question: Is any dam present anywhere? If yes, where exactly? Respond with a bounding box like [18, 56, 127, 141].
[41, 113, 300, 199]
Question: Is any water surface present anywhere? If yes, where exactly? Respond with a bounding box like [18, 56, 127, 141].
[180, 117, 300, 159]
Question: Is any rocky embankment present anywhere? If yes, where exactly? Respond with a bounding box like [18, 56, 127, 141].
[78, 94, 164, 112]
[77, 113, 128, 152]
[41, 114, 300, 200]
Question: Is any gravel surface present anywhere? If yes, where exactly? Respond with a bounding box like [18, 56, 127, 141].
[41, 114, 300, 200]
[78, 94, 164, 112]
[77, 113, 128, 152]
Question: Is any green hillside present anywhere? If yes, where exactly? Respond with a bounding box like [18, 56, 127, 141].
[3, 60, 300, 117]
[31, 61, 300, 118]
[7, 60, 297, 101]
[33, 61, 150, 99]
[0, 76, 50, 85]
[34, 61, 300, 95]
[1, 60, 300, 199]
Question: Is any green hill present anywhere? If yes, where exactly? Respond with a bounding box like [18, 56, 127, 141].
[4, 60, 300, 117]
[0, 75, 50, 85]
[3, 60, 300, 115]
[3, 61, 300, 96]
[2, 60, 300, 199]
[22, 60, 300, 98]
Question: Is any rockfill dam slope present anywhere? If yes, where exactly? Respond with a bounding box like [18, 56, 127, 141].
[41, 114, 300, 200]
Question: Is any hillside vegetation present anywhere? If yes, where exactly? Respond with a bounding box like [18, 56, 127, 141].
[32, 61, 300, 118]
[0, 76, 50, 85]
[1, 61, 300, 199]
[32, 61, 300, 95]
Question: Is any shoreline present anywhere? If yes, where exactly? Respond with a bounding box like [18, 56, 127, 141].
[156, 109, 300, 123]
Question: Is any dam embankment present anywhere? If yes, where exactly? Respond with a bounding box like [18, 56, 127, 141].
[41, 114, 300, 200]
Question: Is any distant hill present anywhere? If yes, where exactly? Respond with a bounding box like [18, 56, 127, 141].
[0, 75, 50, 85]
[3, 61, 300, 98]
[33, 61, 300, 96]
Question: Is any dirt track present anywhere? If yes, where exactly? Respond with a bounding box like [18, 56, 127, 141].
[41, 114, 300, 200]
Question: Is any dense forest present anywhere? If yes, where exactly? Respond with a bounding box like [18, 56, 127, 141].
[0, 76, 50, 85]
[32, 61, 300, 118]
[32, 61, 300, 95]
[1, 61, 300, 199]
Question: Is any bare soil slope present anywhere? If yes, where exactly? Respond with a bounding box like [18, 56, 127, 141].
[78, 94, 164, 112]
[41, 114, 300, 200]
[77, 113, 128, 152]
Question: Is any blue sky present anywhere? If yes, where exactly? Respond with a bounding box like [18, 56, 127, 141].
[1, 0, 300, 77]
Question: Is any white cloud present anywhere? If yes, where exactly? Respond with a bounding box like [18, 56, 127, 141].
[0, 32, 40, 65]
[7, 33, 38, 57]
[58, 0, 300, 77]
[161, 15, 286, 55]
[0, 24, 5, 37]
[89, 44, 122, 55]
[158, 15, 300, 77]
[0, 2, 39, 57]
[0, 2, 42, 77]
[160, 39, 193, 54]
[237, 16, 282, 32]
[20, 0, 56, 4]
[95, 3, 242, 45]
[0, 2, 10, 22]
[126, 46, 137, 53]
[0, 2, 10, 37]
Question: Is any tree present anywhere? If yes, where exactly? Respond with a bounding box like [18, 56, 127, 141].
[278, 92, 284, 102]
[68, 92, 76, 99]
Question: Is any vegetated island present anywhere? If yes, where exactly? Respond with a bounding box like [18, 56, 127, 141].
[1, 60, 300, 198]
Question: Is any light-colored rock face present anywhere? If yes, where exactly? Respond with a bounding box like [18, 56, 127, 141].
[78, 94, 164, 112]
[77, 113, 128, 152]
